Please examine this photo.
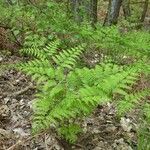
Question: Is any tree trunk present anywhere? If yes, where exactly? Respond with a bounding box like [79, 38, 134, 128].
[90, 0, 98, 25]
[104, 0, 122, 26]
[122, 0, 131, 20]
[69, 0, 83, 23]
[6, 0, 13, 5]
[69, 0, 98, 25]
[140, 0, 149, 22]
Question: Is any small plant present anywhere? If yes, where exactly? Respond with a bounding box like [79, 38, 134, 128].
[58, 124, 82, 143]
[15, 39, 150, 143]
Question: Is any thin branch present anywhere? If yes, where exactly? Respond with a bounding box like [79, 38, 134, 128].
[7, 131, 49, 150]
[3, 83, 35, 97]
[0, 24, 23, 47]
[0, 24, 11, 30]
[10, 30, 23, 47]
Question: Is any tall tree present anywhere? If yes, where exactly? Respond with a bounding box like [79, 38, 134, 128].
[69, 0, 98, 25]
[104, 0, 122, 25]
[69, 0, 82, 23]
[122, 0, 131, 20]
[90, 0, 98, 25]
[140, 0, 149, 23]
[6, 0, 13, 5]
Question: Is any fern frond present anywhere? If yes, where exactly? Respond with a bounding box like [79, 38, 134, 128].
[77, 86, 110, 113]
[99, 67, 138, 95]
[58, 124, 82, 143]
[21, 44, 47, 59]
[32, 95, 76, 132]
[21, 39, 60, 60]
[143, 103, 150, 122]
[43, 39, 60, 57]
[52, 45, 85, 69]
[67, 63, 123, 89]
[117, 89, 150, 116]
[30, 61, 142, 134]
[32, 85, 109, 132]
[16, 59, 55, 83]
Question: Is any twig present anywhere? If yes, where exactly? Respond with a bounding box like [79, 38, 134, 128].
[0, 24, 22, 47]
[0, 81, 14, 89]
[10, 30, 23, 47]
[7, 140, 23, 150]
[44, 133, 49, 150]
[6, 131, 47, 150]
[3, 83, 35, 97]
[7, 135, 35, 150]
[73, 143, 86, 149]
[11, 83, 35, 97]
[0, 24, 11, 30]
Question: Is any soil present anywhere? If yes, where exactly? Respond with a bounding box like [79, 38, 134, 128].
[0, 54, 142, 150]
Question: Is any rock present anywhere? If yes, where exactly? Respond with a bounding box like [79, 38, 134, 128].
[0, 128, 12, 139]
[120, 117, 132, 132]
[0, 105, 11, 119]
[105, 125, 117, 132]
[113, 138, 133, 150]
[92, 128, 100, 134]
[3, 97, 10, 104]
[13, 128, 29, 137]
[93, 141, 112, 150]
[0, 56, 3, 62]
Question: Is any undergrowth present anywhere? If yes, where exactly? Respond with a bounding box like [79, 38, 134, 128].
[1, 1, 149, 147]
[15, 39, 150, 144]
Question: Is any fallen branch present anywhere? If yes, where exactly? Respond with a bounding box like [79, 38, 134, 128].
[3, 83, 35, 97]
[10, 30, 23, 47]
[7, 135, 35, 150]
[7, 131, 47, 150]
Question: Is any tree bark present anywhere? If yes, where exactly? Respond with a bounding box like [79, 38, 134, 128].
[6, 0, 13, 5]
[104, 0, 123, 26]
[140, 0, 149, 23]
[122, 0, 131, 20]
[69, 0, 98, 25]
[69, 0, 83, 23]
[90, 0, 98, 25]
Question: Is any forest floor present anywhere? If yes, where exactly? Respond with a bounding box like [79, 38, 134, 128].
[0, 54, 142, 150]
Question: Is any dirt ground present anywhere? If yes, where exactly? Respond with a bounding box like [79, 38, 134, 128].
[0, 54, 143, 150]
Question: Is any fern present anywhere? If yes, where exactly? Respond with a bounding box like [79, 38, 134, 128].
[99, 68, 138, 95]
[1, 0, 149, 144]
[20, 45, 47, 60]
[117, 90, 150, 116]
[16, 59, 54, 85]
[15, 39, 150, 143]
[21, 39, 60, 60]
[43, 39, 60, 57]
[143, 103, 150, 122]
[31, 63, 142, 134]
[52, 44, 85, 69]
[58, 124, 82, 143]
